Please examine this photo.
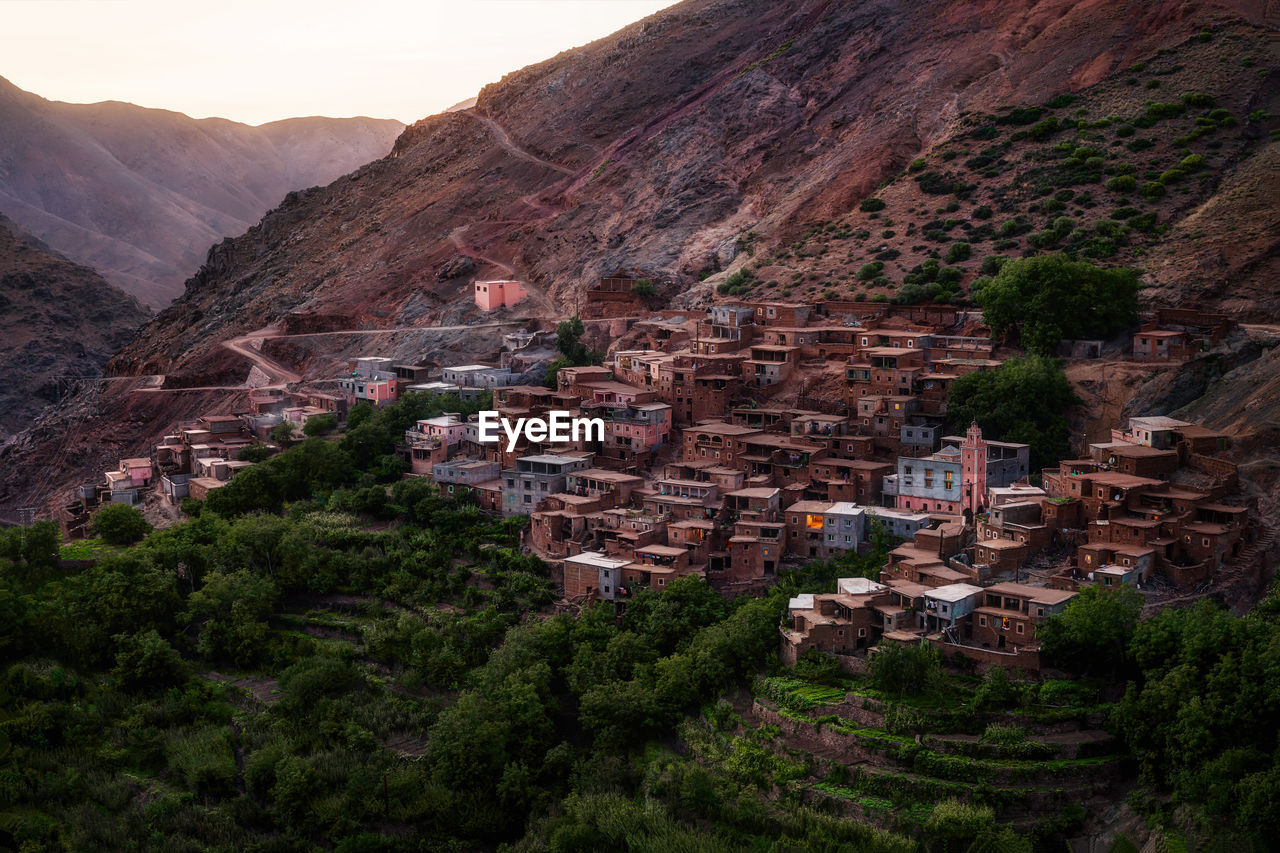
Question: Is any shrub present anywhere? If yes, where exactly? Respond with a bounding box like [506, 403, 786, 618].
[1180, 91, 1215, 107]
[973, 204, 992, 220]
[1105, 175, 1137, 192]
[944, 241, 971, 263]
[869, 642, 941, 697]
[630, 278, 656, 297]
[859, 198, 886, 212]
[1141, 181, 1167, 200]
[91, 503, 152, 546]
[908, 157, 926, 172]
[856, 262, 884, 281]
[301, 414, 337, 437]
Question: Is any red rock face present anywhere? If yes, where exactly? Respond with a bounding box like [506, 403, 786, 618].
[106, 0, 1270, 378]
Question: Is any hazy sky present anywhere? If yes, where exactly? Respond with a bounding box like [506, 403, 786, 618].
[1, 0, 680, 126]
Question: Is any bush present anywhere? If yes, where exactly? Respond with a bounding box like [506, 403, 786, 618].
[91, 503, 152, 545]
[113, 629, 186, 689]
[1105, 175, 1137, 192]
[869, 642, 941, 697]
[302, 414, 337, 437]
[859, 198, 886, 212]
[630, 278, 656, 297]
[1141, 181, 1167, 200]
[944, 241, 971, 263]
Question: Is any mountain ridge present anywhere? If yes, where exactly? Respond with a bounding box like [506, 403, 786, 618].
[0, 74, 404, 307]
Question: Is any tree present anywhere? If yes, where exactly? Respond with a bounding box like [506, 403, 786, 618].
[870, 641, 941, 697]
[975, 253, 1141, 354]
[270, 420, 298, 446]
[112, 628, 186, 689]
[91, 502, 152, 545]
[238, 442, 274, 462]
[945, 355, 1079, 474]
[554, 316, 602, 367]
[302, 414, 337, 437]
[1038, 584, 1141, 677]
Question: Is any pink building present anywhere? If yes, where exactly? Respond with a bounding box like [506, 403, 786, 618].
[413, 414, 467, 446]
[474, 280, 527, 311]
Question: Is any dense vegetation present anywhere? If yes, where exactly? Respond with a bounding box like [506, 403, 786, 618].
[945, 355, 1079, 474]
[973, 254, 1141, 355]
[2, 389, 1277, 849]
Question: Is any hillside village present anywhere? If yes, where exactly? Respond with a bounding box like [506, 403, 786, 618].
[59, 279, 1263, 676]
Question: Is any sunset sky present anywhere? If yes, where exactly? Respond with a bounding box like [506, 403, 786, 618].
[1, 0, 679, 125]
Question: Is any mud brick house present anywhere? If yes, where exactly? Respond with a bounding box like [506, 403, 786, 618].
[500, 452, 593, 517]
[612, 351, 743, 425]
[785, 500, 836, 560]
[971, 583, 1077, 651]
[667, 519, 717, 569]
[392, 363, 433, 392]
[973, 498, 1082, 577]
[808, 458, 893, 504]
[1132, 308, 1236, 362]
[681, 421, 761, 466]
[583, 273, 646, 318]
[863, 506, 932, 541]
[432, 458, 500, 493]
[922, 583, 985, 635]
[727, 520, 784, 582]
[563, 551, 632, 602]
[643, 477, 721, 521]
[442, 363, 514, 388]
[779, 578, 891, 664]
[740, 433, 826, 487]
[880, 579, 930, 632]
[564, 468, 644, 505]
[1088, 441, 1180, 478]
[584, 400, 671, 452]
[694, 305, 757, 355]
[742, 344, 798, 388]
[473, 279, 527, 311]
[750, 301, 813, 328]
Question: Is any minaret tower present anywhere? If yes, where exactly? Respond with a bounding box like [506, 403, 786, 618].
[960, 421, 988, 516]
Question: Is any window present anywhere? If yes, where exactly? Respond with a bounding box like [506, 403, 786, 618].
[1016, 623, 1025, 635]
[979, 615, 987, 627]
[858, 628, 866, 637]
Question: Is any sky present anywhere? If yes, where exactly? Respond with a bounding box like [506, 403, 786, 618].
[0, 0, 680, 126]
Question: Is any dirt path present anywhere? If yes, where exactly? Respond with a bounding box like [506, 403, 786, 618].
[467, 111, 574, 176]
[222, 327, 301, 386]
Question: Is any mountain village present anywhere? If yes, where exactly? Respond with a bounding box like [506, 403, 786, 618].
[57, 276, 1262, 676]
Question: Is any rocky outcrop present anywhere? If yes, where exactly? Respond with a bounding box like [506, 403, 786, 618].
[0, 214, 149, 441]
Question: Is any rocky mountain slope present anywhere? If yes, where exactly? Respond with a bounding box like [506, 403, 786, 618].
[0, 76, 403, 307]
[106, 0, 1274, 375]
[1, 0, 1276, 520]
[0, 213, 149, 442]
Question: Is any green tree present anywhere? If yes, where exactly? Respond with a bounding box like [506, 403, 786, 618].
[112, 628, 186, 688]
[270, 420, 298, 446]
[1038, 584, 1142, 677]
[301, 414, 337, 436]
[182, 569, 277, 665]
[554, 316, 602, 367]
[976, 253, 1141, 354]
[870, 641, 941, 697]
[945, 355, 1079, 474]
[90, 502, 152, 545]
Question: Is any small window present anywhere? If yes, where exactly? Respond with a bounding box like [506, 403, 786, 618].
[979, 615, 987, 627]
[1015, 623, 1025, 635]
